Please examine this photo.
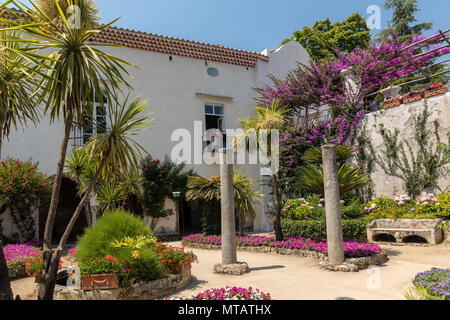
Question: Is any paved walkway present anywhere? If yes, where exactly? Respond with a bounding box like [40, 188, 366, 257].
[11, 242, 450, 300]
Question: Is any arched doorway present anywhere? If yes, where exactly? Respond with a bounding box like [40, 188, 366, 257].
[39, 176, 89, 244]
[178, 199, 203, 236]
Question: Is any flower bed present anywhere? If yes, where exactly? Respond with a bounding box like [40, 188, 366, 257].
[365, 193, 449, 219]
[410, 268, 450, 300]
[167, 286, 271, 300]
[154, 242, 198, 274]
[3, 242, 40, 279]
[383, 97, 402, 109]
[183, 234, 382, 258]
[424, 83, 448, 98]
[402, 90, 424, 104]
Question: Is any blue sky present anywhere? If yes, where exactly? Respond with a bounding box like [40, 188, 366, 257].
[19, 0, 450, 52]
[90, 0, 449, 52]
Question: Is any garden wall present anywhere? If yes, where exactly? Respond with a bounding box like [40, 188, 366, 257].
[0, 207, 39, 242]
[362, 92, 450, 198]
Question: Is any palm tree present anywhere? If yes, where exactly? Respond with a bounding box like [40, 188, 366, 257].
[0, 29, 40, 158]
[65, 147, 94, 224]
[39, 95, 151, 299]
[235, 99, 289, 240]
[95, 181, 127, 213]
[0, 0, 135, 300]
[297, 145, 370, 196]
[233, 172, 262, 236]
[186, 172, 262, 236]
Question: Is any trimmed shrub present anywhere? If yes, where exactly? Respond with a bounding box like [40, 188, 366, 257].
[120, 248, 167, 287]
[75, 209, 153, 263]
[281, 218, 372, 241]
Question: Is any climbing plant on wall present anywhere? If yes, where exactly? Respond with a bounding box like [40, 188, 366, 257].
[141, 155, 194, 228]
[0, 158, 53, 241]
[375, 100, 450, 197]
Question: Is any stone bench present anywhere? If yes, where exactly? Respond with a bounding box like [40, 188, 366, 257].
[367, 219, 444, 245]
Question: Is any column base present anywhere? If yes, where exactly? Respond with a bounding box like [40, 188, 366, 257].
[213, 262, 250, 276]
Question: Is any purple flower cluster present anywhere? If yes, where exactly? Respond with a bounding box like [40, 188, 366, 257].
[258, 33, 450, 114]
[183, 234, 381, 258]
[413, 268, 450, 300]
[2, 242, 40, 262]
[168, 286, 271, 300]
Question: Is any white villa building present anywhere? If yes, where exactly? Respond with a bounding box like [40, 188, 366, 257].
[2, 25, 310, 240]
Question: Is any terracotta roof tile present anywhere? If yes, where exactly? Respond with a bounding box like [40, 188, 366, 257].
[2, 8, 269, 67]
[90, 26, 269, 68]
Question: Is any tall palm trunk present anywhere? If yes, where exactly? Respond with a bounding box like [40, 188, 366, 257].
[0, 241, 13, 300]
[272, 175, 283, 241]
[0, 131, 3, 160]
[43, 102, 73, 244]
[38, 148, 111, 300]
[40, 99, 74, 300]
[238, 212, 245, 237]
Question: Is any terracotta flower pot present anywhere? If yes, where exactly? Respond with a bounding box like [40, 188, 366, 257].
[425, 85, 448, 98]
[403, 92, 424, 104]
[170, 262, 192, 274]
[383, 97, 402, 109]
[81, 274, 119, 291]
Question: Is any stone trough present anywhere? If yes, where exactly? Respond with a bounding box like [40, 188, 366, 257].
[367, 219, 444, 245]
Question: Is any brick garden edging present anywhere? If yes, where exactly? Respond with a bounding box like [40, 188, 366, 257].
[181, 241, 388, 273]
[52, 269, 192, 300]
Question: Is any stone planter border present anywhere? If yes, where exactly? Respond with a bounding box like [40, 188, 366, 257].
[425, 85, 448, 98]
[402, 92, 424, 104]
[53, 269, 191, 300]
[383, 97, 402, 109]
[181, 241, 388, 272]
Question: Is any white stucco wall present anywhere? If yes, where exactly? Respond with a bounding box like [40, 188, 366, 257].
[2, 40, 310, 233]
[257, 41, 310, 88]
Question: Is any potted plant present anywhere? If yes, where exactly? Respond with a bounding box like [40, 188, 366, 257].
[402, 89, 424, 104]
[383, 96, 402, 109]
[424, 83, 448, 98]
[154, 243, 197, 274]
[79, 255, 123, 291]
[25, 253, 63, 283]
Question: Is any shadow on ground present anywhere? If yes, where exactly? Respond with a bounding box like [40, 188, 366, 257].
[250, 265, 286, 272]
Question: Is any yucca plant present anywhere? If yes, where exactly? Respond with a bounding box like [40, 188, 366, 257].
[235, 98, 289, 240]
[233, 172, 262, 236]
[186, 172, 262, 236]
[44, 94, 151, 300]
[0, 0, 137, 300]
[95, 181, 127, 213]
[0, 29, 41, 158]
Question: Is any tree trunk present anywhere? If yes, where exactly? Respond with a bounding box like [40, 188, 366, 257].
[38, 148, 110, 300]
[43, 105, 74, 254]
[0, 130, 3, 160]
[0, 241, 13, 300]
[84, 201, 92, 226]
[272, 175, 284, 241]
[238, 212, 245, 237]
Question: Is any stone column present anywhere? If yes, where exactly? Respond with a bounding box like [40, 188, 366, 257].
[322, 145, 345, 265]
[220, 149, 237, 265]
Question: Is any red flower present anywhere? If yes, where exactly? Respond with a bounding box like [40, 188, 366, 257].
[105, 255, 114, 260]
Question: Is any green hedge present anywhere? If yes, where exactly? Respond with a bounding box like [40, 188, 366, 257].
[281, 218, 373, 241]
